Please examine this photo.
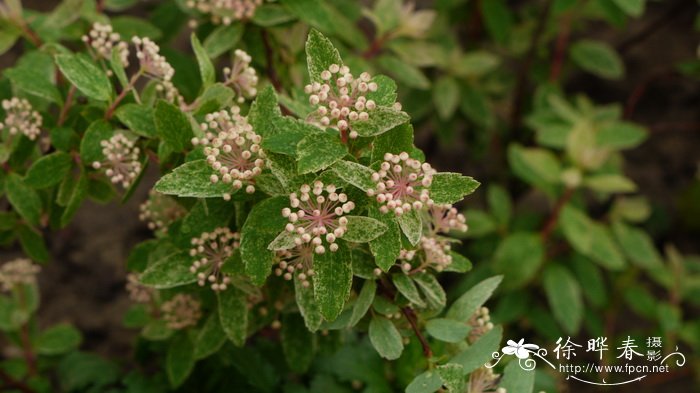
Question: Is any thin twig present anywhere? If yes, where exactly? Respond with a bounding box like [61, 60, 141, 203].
[58, 85, 77, 126]
[0, 369, 35, 393]
[104, 72, 141, 120]
[548, 12, 572, 83]
[361, 33, 389, 60]
[617, 0, 690, 55]
[401, 306, 433, 359]
[540, 187, 574, 242]
[509, 0, 553, 130]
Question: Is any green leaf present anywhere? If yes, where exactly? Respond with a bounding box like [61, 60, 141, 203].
[343, 216, 387, 243]
[154, 160, 232, 198]
[36, 324, 82, 355]
[313, 242, 352, 320]
[444, 252, 472, 273]
[612, 0, 645, 17]
[612, 221, 662, 269]
[248, 86, 283, 138]
[261, 119, 319, 156]
[111, 16, 162, 40]
[17, 225, 49, 263]
[55, 53, 112, 101]
[584, 174, 637, 193]
[166, 334, 194, 387]
[204, 24, 244, 58]
[191, 33, 215, 89]
[543, 264, 583, 335]
[493, 233, 544, 289]
[5, 66, 62, 104]
[449, 326, 502, 373]
[393, 273, 426, 308]
[460, 83, 493, 128]
[154, 100, 194, 152]
[281, 313, 314, 373]
[453, 51, 500, 77]
[331, 160, 375, 192]
[349, 279, 376, 327]
[240, 196, 289, 285]
[426, 319, 470, 343]
[487, 185, 511, 226]
[570, 40, 624, 80]
[218, 287, 248, 346]
[80, 120, 113, 164]
[305, 29, 343, 83]
[252, 4, 296, 26]
[377, 55, 430, 90]
[368, 316, 403, 360]
[296, 132, 347, 174]
[561, 205, 626, 270]
[508, 144, 562, 189]
[115, 104, 157, 138]
[194, 313, 227, 360]
[350, 107, 410, 137]
[500, 359, 535, 393]
[60, 171, 88, 227]
[436, 364, 466, 393]
[368, 206, 401, 271]
[597, 122, 647, 149]
[481, 0, 513, 45]
[447, 275, 503, 322]
[372, 123, 414, 163]
[433, 76, 460, 120]
[397, 209, 422, 246]
[110, 46, 129, 89]
[24, 152, 73, 189]
[139, 251, 196, 288]
[430, 173, 480, 205]
[295, 278, 324, 331]
[267, 230, 297, 251]
[406, 371, 443, 393]
[6, 174, 41, 227]
[366, 74, 397, 106]
[413, 273, 446, 310]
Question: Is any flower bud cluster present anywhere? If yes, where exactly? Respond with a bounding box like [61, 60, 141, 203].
[191, 106, 265, 199]
[125, 273, 154, 304]
[468, 307, 494, 344]
[304, 64, 379, 139]
[275, 244, 315, 287]
[131, 37, 182, 104]
[224, 50, 259, 103]
[91, 133, 142, 188]
[468, 367, 505, 393]
[138, 190, 186, 235]
[0, 258, 40, 292]
[399, 236, 453, 273]
[283, 181, 355, 255]
[189, 227, 240, 291]
[186, 0, 262, 25]
[161, 294, 201, 330]
[367, 152, 435, 215]
[428, 204, 467, 233]
[0, 98, 42, 141]
[82, 22, 129, 68]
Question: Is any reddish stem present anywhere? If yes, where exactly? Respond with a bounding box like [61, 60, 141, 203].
[104, 73, 140, 120]
[0, 369, 35, 393]
[401, 306, 433, 359]
[362, 34, 389, 59]
[540, 188, 574, 242]
[58, 85, 77, 126]
[549, 13, 572, 83]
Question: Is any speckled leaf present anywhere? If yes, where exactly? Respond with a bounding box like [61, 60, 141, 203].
[191, 33, 214, 88]
[296, 132, 347, 174]
[447, 275, 502, 322]
[267, 230, 297, 251]
[240, 196, 289, 285]
[413, 273, 446, 310]
[55, 53, 112, 101]
[331, 160, 375, 192]
[24, 152, 73, 189]
[426, 319, 470, 343]
[305, 29, 343, 83]
[393, 274, 426, 308]
[313, 241, 352, 321]
[115, 104, 156, 138]
[154, 160, 232, 198]
[343, 216, 387, 243]
[350, 107, 410, 137]
[154, 100, 194, 152]
[139, 251, 196, 288]
[5, 174, 41, 227]
[295, 278, 323, 331]
[430, 173, 480, 205]
[436, 364, 466, 393]
[398, 209, 422, 246]
[218, 286, 248, 346]
[368, 206, 401, 271]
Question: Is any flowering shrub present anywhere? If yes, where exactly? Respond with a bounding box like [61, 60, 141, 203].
[0, 1, 698, 392]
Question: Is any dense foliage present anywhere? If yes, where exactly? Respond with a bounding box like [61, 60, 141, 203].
[0, 0, 698, 392]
